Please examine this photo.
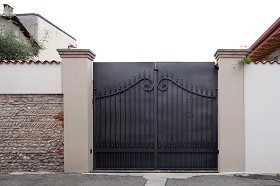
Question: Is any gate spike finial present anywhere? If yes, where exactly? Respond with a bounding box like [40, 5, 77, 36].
[133, 76, 136, 82]
[129, 79, 132, 85]
[195, 86, 198, 93]
[190, 84, 193, 91]
[109, 88, 112, 94]
[175, 76, 178, 83]
[143, 71, 146, 77]
[210, 89, 214, 96]
[161, 72, 164, 78]
[124, 82, 126, 88]
[205, 88, 208, 95]
[165, 71, 168, 77]
[185, 81, 188, 88]
[180, 79, 183, 86]
[138, 72, 141, 79]
[148, 71, 151, 78]
[200, 86, 203, 94]
[114, 86, 117, 92]
[119, 84, 122, 90]
[99, 90, 102, 96]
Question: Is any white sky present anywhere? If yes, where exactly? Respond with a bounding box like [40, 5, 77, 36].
[1, 0, 280, 62]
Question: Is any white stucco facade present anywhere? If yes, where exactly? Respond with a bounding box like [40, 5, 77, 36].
[244, 63, 280, 172]
[0, 63, 62, 94]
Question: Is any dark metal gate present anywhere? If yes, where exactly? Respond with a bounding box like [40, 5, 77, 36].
[94, 62, 218, 170]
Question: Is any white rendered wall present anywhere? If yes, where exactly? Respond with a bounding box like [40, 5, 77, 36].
[245, 63, 280, 172]
[0, 63, 62, 94]
[37, 16, 76, 61]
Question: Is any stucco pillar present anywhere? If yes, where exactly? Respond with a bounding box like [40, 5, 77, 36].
[214, 49, 249, 172]
[57, 49, 95, 172]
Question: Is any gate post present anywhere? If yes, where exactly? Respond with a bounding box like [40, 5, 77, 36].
[57, 49, 96, 172]
[214, 49, 249, 172]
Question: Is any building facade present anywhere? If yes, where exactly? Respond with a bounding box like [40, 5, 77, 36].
[17, 14, 77, 61]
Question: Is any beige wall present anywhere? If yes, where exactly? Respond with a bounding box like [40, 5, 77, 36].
[214, 49, 248, 172]
[58, 49, 95, 173]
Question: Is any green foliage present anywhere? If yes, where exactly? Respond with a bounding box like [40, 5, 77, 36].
[0, 17, 45, 60]
[237, 57, 252, 65]
[233, 57, 252, 69]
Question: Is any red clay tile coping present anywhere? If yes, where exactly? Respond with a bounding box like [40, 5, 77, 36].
[249, 61, 280, 64]
[0, 60, 60, 64]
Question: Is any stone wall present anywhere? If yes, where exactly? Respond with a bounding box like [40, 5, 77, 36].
[0, 94, 64, 172]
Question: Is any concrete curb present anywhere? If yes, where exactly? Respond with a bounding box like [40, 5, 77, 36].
[234, 173, 280, 180]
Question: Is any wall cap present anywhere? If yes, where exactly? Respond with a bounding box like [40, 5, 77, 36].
[57, 49, 96, 61]
[214, 49, 250, 60]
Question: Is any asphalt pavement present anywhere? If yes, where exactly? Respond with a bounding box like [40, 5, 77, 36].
[0, 172, 280, 186]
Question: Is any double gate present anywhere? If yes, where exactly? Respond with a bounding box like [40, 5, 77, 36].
[94, 62, 218, 170]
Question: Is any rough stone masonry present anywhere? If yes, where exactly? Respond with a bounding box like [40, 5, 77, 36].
[0, 95, 64, 172]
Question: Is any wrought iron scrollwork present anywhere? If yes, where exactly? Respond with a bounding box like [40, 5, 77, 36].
[157, 77, 216, 99]
[95, 70, 216, 99]
[157, 78, 168, 92]
[95, 72, 154, 98]
[143, 78, 154, 91]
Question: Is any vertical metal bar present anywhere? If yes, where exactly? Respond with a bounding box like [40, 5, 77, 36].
[104, 93, 107, 148]
[149, 79, 152, 149]
[144, 79, 147, 169]
[135, 79, 137, 148]
[181, 87, 183, 146]
[205, 96, 208, 148]
[185, 90, 188, 147]
[215, 89, 218, 168]
[196, 89, 198, 149]
[100, 93, 102, 147]
[93, 88, 97, 168]
[129, 84, 132, 168]
[210, 92, 213, 147]
[139, 79, 142, 148]
[154, 68, 158, 169]
[176, 82, 179, 145]
[149, 80, 152, 168]
[160, 73, 164, 168]
[139, 78, 142, 168]
[161, 75, 163, 148]
[109, 94, 112, 149]
[190, 88, 193, 147]
[166, 78, 168, 148]
[124, 86, 126, 149]
[176, 81, 179, 169]
[119, 90, 121, 148]
[114, 89, 117, 153]
[144, 79, 146, 149]
[201, 94, 203, 148]
[171, 78, 173, 147]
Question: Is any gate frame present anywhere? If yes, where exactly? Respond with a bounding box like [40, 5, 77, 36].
[93, 62, 218, 170]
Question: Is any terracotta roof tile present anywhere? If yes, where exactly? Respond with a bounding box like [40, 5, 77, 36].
[248, 61, 280, 64]
[0, 60, 60, 64]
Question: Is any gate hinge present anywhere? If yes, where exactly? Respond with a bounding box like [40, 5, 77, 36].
[217, 149, 219, 154]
